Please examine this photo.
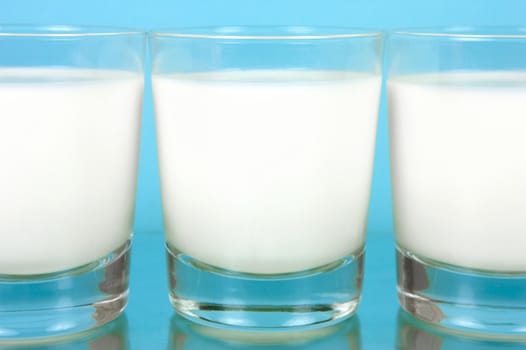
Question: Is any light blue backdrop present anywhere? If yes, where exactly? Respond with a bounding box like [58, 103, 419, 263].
[2, 1, 525, 235]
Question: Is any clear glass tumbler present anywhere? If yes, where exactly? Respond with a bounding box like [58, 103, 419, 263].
[0, 26, 145, 339]
[150, 26, 383, 329]
[388, 27, 526, 336]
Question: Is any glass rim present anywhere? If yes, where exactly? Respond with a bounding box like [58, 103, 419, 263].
[0, 24, 145, 37]
[150, 25, 384, 40]
[391, 26, 526, 39]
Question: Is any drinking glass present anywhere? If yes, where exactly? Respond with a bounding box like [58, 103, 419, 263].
[150, 26, 383, 329]
[388, 27, 526, 336]
[0, 25, 145, 339]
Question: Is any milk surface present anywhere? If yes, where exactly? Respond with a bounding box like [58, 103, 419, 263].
[153, 71, 380, 274]
[0, 68, 143, 275]
[389, 72, 526, 272]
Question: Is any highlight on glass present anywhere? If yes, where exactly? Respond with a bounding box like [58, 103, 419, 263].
[388, 27, 526, 336]
[150, 26, 383, 329]
[0, 25, 145, 339]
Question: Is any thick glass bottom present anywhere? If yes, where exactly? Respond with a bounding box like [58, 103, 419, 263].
[167, 246, 364, 330]
[170, 312, 362, 349]
[397, 246, 526, 338]
[0, 239, 130, 341]
[397, 309, 526, 349]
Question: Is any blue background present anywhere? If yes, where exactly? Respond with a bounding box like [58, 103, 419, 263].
[2, 0, 525, 236]
[2, 3, 526, 348]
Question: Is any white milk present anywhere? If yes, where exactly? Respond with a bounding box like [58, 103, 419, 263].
[153, 71, 381, 274]
[389, 72, 526, 272]
[0, 68, 143, 275]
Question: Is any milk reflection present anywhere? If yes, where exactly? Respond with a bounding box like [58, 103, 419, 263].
[170, 315, 361, 349]
[397, 309, 526, 350]
[0, 315, 128, 350]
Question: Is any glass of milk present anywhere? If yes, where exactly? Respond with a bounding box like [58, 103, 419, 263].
[0, 26, 144, 339]
[388, 27, 526, 336]
[150, 26, 383, 329]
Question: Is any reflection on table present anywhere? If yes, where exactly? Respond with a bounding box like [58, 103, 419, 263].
[397, 309, 526, 350]
[169, 314, 361, 349]
[0, 315, 128, 350]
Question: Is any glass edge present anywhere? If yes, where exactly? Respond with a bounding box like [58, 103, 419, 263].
[389, 26, 526, 39]
[148, 25, 384, 40]
[0, 24, 146, 37]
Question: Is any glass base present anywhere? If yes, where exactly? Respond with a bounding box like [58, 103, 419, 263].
[397, 309, 526, 348]
[0, 239, 130, 340]
[167, 246, 363, 330]
[170, 312, 362, 348]
[397, 246, 526, 338]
